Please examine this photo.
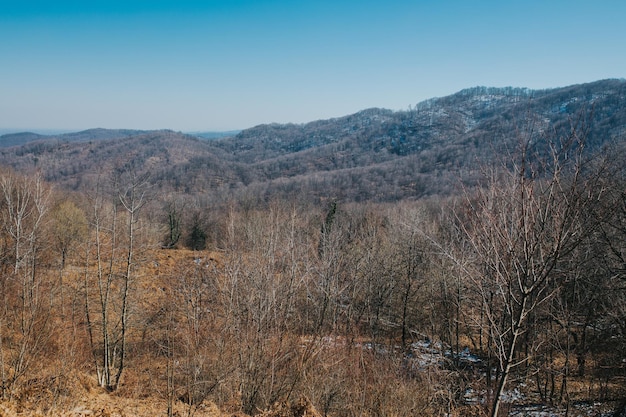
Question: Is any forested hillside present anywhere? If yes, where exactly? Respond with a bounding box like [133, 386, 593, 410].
[0, 79, 625, 417]
[1, 79, 624, 203]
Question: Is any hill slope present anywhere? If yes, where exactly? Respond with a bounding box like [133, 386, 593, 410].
[0, 79, 624, 202]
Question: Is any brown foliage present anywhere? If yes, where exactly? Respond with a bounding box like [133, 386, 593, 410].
[0, 142, 625, 417]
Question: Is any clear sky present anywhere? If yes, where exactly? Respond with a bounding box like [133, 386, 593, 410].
[1, 0, 624, 132]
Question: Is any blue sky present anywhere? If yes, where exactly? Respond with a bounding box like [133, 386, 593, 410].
[1, 1, 624, 132]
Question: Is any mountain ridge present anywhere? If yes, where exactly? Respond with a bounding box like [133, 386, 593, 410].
[0, 78, 624, 202]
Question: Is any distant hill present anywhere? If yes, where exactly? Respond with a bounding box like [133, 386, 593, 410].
[206, 78, 626, 200]
[56, 128, 149, 142]
[0, 132, 47, 147]
[0, 130, 239, 193]
[0, 128, 241, 148]
[0, 79, 624, 202]
[0, 128, 156, 148]
[213, 80, 625, 164]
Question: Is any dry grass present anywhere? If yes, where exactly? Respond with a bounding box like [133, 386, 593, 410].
[1, 248, 624, 417]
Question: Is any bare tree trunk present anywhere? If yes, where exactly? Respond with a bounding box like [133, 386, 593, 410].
[83, 171, 149, 390]
[491, 296, 527, 417]
[114, 171, 149, 389]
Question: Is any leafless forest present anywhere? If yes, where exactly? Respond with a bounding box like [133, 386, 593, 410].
[1, 85, 626, 416]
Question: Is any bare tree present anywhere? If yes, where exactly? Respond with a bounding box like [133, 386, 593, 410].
[0, 171, 52, 399]
[460, 122, 602, 416]
[218, 202, 312, 414]
[83, 171, 150, 391]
